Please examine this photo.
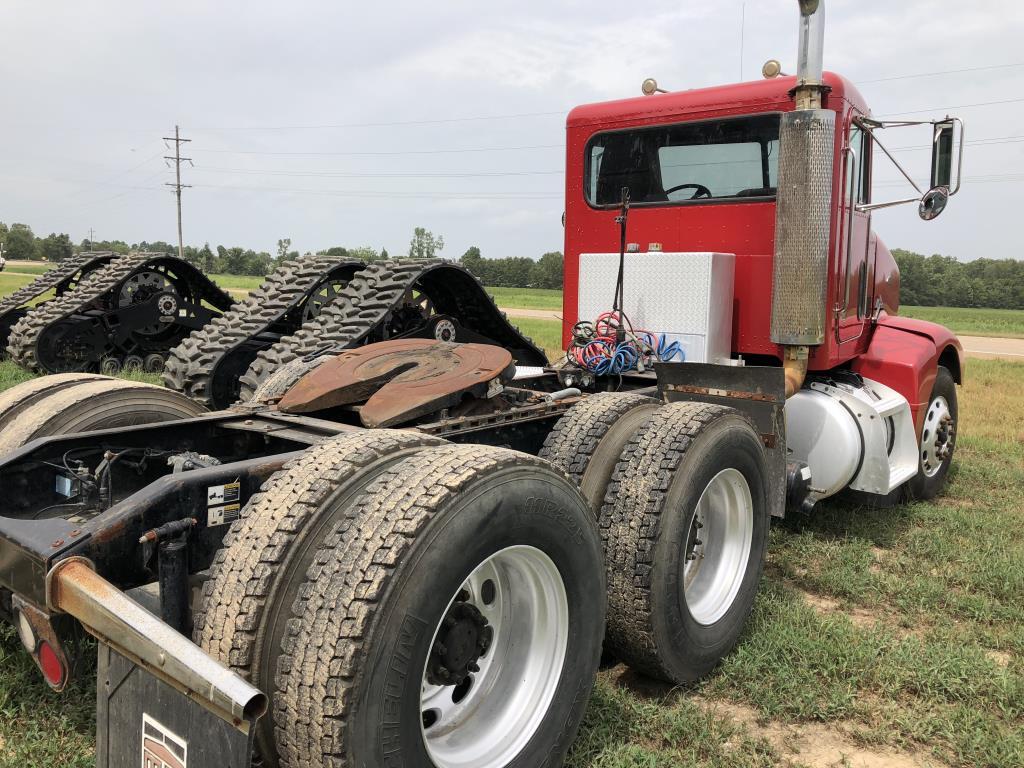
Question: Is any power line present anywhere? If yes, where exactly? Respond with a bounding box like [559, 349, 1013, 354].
[190, 144, 563, 157]
[857, 62, 1024, 85]
[191, 166, 563, 179]
[187, 110, 564, 132]
[878, 96, 1024, 117]
[163, 125, 192, 261]
[189, 181, 559, 200]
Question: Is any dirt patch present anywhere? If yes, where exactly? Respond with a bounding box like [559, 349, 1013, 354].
[985, 649, 1012, 668]
[700, 698, 948, 768]
[796, 587, 880, 630]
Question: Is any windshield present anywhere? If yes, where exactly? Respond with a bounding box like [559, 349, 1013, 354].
[585, 114, 780, 207]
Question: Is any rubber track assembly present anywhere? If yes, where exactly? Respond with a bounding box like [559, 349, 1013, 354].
[239, 259, 548, 402]
[162, 255, 363, 409]
[7, 252, 235, 374]
[0, 252, 118, 355]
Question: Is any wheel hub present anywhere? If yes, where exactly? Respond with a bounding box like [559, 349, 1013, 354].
[427, 601, 493, 686]
[921, 395, 955, 477]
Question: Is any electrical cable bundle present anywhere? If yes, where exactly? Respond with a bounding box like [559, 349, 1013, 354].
[567, 311, 684, 375]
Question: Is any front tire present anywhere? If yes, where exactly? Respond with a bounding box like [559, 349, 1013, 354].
[906, 365, 958, 500]
[274, 444, 605, 768]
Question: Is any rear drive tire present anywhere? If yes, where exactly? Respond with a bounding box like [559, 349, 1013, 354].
[194, 430, 446, 768]
[905, 365, 958, 501]
[0, 375, 206, 455]
[540, 391, 662, 512]
[274, 444, 605, 768]
[602, 402, 769, 683]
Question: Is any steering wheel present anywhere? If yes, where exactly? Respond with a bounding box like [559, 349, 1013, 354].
[664, 183, 712, 200]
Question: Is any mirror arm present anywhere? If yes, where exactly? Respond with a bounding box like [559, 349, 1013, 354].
[855, 197, 920, 213]
[862, 128, 923, 195]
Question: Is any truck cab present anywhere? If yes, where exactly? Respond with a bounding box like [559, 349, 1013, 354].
[561, 5, 963, 508]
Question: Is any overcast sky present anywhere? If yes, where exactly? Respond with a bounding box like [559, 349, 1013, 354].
[1, 0, 1021, 262]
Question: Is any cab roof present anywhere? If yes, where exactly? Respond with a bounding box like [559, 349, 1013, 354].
[566, 72, 867, 129]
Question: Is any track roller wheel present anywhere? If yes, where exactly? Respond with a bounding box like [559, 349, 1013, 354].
[540, 391, 662, 512]
[143, 353, 166, 373]
[601, 402, 769, 683]
[123, 354, 145, 371]
[272, 443, 603, 768]
[99, 357, 121, 375]
[195, 430, 446, 767]
[0, 375, 207, 454]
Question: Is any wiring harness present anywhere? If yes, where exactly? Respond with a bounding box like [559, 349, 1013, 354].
[567, 311, 684, 375]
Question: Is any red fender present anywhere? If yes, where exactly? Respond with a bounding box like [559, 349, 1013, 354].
[850, 314, 964, 436]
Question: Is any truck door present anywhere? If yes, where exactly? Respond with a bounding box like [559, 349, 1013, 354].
[837, 113, 872, 345]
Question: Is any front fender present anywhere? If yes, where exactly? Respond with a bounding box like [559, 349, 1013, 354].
[851, 315, 963, 435]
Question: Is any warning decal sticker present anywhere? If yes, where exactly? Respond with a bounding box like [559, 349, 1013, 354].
[208, 503, 242, 527]
[142, 713, 187, 768]
[207, 481, 241, 506]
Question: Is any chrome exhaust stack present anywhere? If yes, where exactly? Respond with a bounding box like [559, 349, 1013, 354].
[795, 0, 826, 105]
[771, 0, 834, 396]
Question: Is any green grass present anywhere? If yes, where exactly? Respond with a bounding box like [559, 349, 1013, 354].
[899, 306, 1024, 338]
[0, 358, 1021, 766]
[0, 272, 37, 297]
[510, 317, 566, 360]
[485, 286, 563, 311]
[2, 262, 53, 276]
[209, 273, 268, 292]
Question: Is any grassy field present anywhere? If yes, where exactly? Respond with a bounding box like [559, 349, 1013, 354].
[485, 285, 563, 310]
[900, 306, 1024, 338]
[0, 356, 1021, 766]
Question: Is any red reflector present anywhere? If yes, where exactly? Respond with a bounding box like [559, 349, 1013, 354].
[37, 640, 65, 688]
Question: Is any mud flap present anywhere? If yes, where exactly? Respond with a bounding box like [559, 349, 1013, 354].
[96, 642, 257, 768]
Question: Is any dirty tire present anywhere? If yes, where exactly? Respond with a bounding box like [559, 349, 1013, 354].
[275, 444, 604, 768]
[194, 430, 446, 768]
[601, 402, 769, 683]
[906, 365, 958, 501]
[540, 391, 662, 512]
[0, 376, 206, 455]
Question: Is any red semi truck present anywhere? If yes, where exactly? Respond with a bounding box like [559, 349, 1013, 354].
[0, 1, 963, 766]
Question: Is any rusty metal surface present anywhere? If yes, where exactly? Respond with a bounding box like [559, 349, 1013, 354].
[279, 339, 515, 428]
[48, 557, 267, 730]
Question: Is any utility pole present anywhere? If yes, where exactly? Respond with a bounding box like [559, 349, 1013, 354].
[163, 125, 192, 261]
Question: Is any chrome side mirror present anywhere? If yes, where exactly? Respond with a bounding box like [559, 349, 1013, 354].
[919, 187, 949, 221]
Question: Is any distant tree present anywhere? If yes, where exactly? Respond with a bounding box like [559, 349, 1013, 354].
[277, 238, 292, 262]
[532, 251, 563, 289]
[380, 246, 389, 260]
[5, 223, 40, 260]
[39, 233, 74, 262]
[137, 240, 176, 254]
[348, 246, 380, 263]
[408, 227, 444, 260]
[319, 246, 349, 257]
[199, 243, 215, 273]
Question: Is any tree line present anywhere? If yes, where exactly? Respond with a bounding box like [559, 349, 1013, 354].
[893, 250, 1024, 310]
[13, 217, 1020, 306]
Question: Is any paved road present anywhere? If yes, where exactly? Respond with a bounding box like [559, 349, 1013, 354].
[957, 335, 1024, 361]
[498, 309, 1024, 363]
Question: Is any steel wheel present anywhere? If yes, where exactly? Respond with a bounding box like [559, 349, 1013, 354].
[683, 468, 754, 626]
[420, 545, 569, 768]
[921, 394, 955, 477]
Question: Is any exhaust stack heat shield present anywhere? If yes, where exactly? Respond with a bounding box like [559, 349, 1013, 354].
[770, 108, 836, 346]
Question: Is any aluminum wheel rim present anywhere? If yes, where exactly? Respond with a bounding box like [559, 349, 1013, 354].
[921, 395, 954, 477]
[420, 545, 568, 768]
[683, 468, 754, 626]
